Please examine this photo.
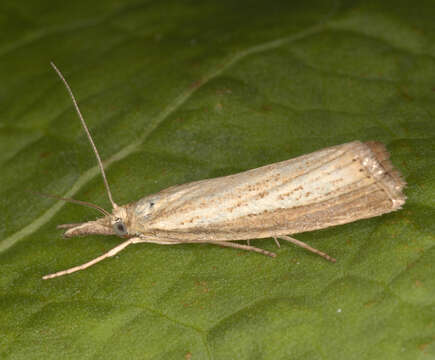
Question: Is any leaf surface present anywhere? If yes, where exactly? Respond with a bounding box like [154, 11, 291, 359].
[1, 1, 434, 359]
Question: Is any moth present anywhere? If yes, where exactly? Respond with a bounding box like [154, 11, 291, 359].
[43, 62, 406, 279]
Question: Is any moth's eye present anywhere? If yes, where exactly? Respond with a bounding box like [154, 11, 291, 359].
[113, 220, 128, 237]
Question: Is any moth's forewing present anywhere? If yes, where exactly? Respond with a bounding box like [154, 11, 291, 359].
[128, 141, 405, 243]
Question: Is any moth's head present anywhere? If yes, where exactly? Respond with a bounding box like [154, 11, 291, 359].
[60, 204, 132, 239]
[110, 205, 130, 237]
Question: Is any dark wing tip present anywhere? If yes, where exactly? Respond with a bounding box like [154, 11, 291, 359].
[364, 141, 407, 209]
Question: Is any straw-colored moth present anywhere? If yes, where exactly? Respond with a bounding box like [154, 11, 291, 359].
[43, 62, 406, 279]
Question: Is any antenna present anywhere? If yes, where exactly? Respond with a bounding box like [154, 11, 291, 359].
[50, 62, 118, 209]
[31, 191, 112, 217]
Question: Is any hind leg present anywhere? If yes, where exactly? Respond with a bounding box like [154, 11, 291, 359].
[278, 235, 336, 262]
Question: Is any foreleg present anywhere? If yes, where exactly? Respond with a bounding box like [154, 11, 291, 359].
[43, 237, 144, 279]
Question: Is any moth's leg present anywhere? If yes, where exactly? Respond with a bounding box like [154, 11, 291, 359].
[43, 237, 143, 279]
[209, 241, 276, 258]
[247, 238, 279, 247]
[57, 223, 85, 229]
[278, 235, 336, 263]
[273, 237, 281, 248]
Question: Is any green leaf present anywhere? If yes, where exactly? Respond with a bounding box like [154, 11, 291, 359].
[1, 0, 434, 359]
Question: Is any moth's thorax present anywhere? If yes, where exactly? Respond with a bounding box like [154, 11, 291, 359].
[125, 194, 164, 234]
[125, 186, 199, 236]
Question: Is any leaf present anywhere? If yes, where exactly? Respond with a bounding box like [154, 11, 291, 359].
[1, 1, 434, 359]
